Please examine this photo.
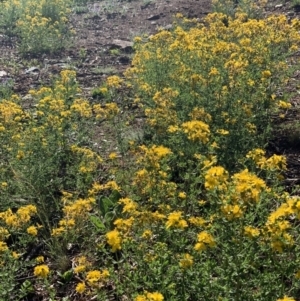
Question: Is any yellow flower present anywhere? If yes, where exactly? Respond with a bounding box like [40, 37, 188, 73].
[109, 152, 118, 160]
[244, 226, 260, 238]
[194, 231, 216, 251]
[262, 70, 271, 78]
[221, 204, 243, 220]
[34, 265, 50, 278]
[135, 292, 164, 301]
[74, 265, 86, 274]
[278, 100, 291, 109]
[216, 129, 229, 135]
[178, 192, 186, 199]
[188, 216, 206, 227]
[12, 252, 21, 259]
[182, 120, 210, 143]
[0, 241, 8, 252]
[146, 292, 164, 301]
[141, 230, 153, 239]
[36, 256, 44, 263]
[0, 227, 10, 240]
[106, 75, 123, 88]
[27, 225, 38, 236]
[205, 166, 228, 190]
[119, 197, 138, 213]
[86, 270, 101, 284]
[86, 269, 110, 284]
[106, 229, 122, 252]
[75, 282, 86, 294]
[277, 296, 296, 301]
[166, 211, 188, 229]
[179, 253, 194, 269]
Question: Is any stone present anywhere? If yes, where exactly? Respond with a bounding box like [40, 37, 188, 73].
[147, 14, 160, 21]
[25, 66, 39, 74]
[0, 71, 7, 77]
[109, 39, 133, 52]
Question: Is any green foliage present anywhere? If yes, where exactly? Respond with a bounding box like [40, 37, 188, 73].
[1, 6, 300, 301]
[127, 13, 299, 171]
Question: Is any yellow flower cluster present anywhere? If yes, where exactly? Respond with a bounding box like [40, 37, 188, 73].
[194, 231, 216, 251]
[33, 264, 50, 278]
[1, 0, 73, 54]
[51, 197, 96, 236]
[135, 292, 164, 301]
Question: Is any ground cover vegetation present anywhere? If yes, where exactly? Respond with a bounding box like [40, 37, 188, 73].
[1, 0, 300, 300]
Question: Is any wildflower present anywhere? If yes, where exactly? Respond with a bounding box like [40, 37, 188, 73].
[166, 211, 188, 229]
[182, 120, 210, 143]
[262, 70, 271, 78]
[1, 182, 8, 188]
[278, 100, 291, 109]
[194, 231, 216, 251]
[232, 169, 266, 202]
[27, 225, 38, 236]
[86, 270, 101, 284]
[134, 36, 142, 43]
[167, 125, 180, 133]
[74, 265, 86, 274]
[277, 296, 296, 301]
[178, 192, 186, 199]
[141, 230, 153, 239]
[179, 253, 194, 269]
[135, 292, 164, 301]
[99, 87, 108, 94]
[246, 148, 265, 164]
[109, 152, 118, 160]
[135, 296, 147, 301]
[106, 229, 122, 252]
[75, 282, 86, 294]
[189, 216, 206, 227]
[244, 226, 260, 238]
[12, 252, 21, 259]
[209, 67, 219, 76]
[221, 204, 243, 220]
[36, 256, 44, 263]
[106, 75, 123, 88]
[0, 227, 10, 240]
[146, 292, 164, 301]
[114, 217, 134, 232]
[34, 265, 50, 278]
[86, 269, 110, 285]
[216, 129, 229, 135]
[0, 241, 8, 252]
[119, 197, 138, 213]
[205, 166, 228, 190]
[259, 154, 287, 171]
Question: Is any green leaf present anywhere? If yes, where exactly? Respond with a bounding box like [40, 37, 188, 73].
[90, 215, 106, 230]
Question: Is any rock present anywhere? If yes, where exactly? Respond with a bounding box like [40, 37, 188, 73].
[109, 39, 133, 52]
[163, 24, 173, 31]
[0, 71, 8, 77]
[22, 94, 33, 101]
[151, 21, 157, 25]
[147, 14, 160, 21]
[119, 56, 130, 65]
[25, 66, 39, 74]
